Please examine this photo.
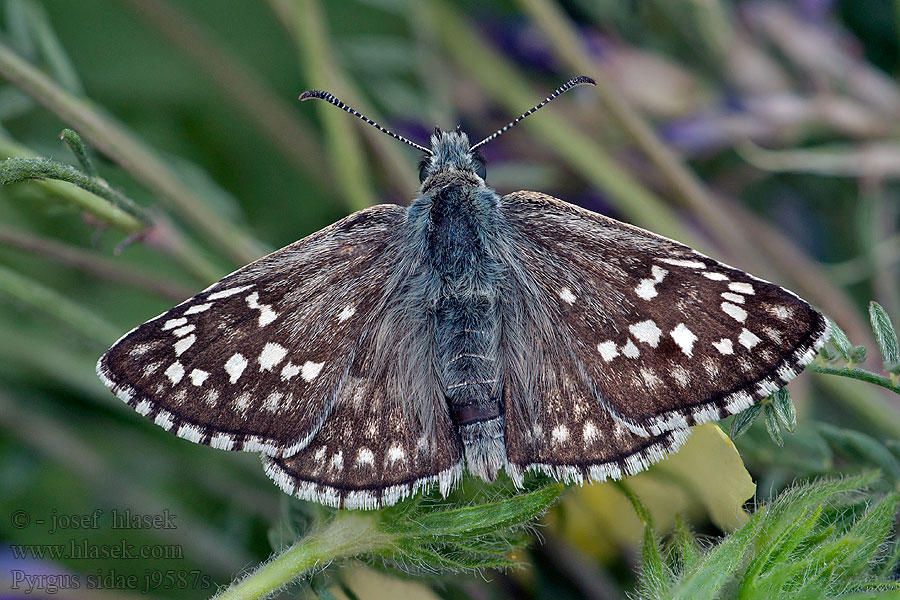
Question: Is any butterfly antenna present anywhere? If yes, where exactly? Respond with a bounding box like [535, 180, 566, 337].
[470, 76, 596, 151]
[300, 90, 433, 155]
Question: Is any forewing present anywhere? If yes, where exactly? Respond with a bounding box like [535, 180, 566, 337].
[98, 204, 406, 456]
[263, 345, 463, 509]
[500, 192, 829, 437]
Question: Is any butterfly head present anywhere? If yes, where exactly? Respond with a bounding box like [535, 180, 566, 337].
[418, 128, 487, 184]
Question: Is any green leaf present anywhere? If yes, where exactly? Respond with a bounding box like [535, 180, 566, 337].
[850, 345, 869, 365]
[869, 302, 900, 368]
[827, 318, 853, 363]
[59, 128, 97, 177]
[838, 492, 900, 579]
[390, 484, 563, 537]
[670, 515, 701, 574]
[764, 402, 784, 446]
[622, 483, 669, 600]
[669, 509, 762, 599]
[730, 402, 761, 440]
[740, 504, 822, 590]
[771, 388, 797, 433]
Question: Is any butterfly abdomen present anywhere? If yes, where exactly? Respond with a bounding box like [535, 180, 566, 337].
[415, 165, 508, 482]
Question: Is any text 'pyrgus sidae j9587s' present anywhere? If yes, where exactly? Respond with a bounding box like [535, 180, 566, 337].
[97, 77, 829, 509]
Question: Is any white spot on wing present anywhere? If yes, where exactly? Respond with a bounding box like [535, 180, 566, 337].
[671, 365, 690, 387]
[173, 334, 195, 356]
[660, 258, 705, 268]
[258, 342, 288, 371]
[551, 425, 569, 445]
[172, 324, 196, 337]
[204, 389, 219, 406]
[713, 338, 734, 355]
[356, 448, 375, 467]
[640, 368, 661, 389]
[189, 369, 208, 386]
[246, 291, 278, 327]
[670, 323, 697, 356]
[387, 445, 406, 464]
[165, 361, 184, 384]
[629, 320, 662, 347]
[232, 392, 252, 415]
[597, 341, 619, 362]
[721, 302, 748, 322]
[721, 292, 745, 304]
[281, 362, 300, 380]
[768, 305, 793, 321]
[263, 391, 283, 412]
[635, 265, 668, 300]
[703, 272, 729, 281]
[622, 339, 640, 358]
[185, 303, 212, 315]
[225, 353, 248, 383]
[162, 318, 187, 331]
[729, 282, 755, 294]
[558, 287, 577, 304]
[583, 422, 598, 444]
[301, 361, 324, 382]
[763, 326, 783, 345]
[338, 305, 356, 322]
[739, 328, 762, 349]
[208, 284, 252, 300]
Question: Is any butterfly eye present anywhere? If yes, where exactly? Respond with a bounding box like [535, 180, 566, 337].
[418, 157, 431, 183]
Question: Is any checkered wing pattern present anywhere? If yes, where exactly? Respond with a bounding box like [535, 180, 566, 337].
[97, 205, 409, 458]
[500, 192, 828, 444]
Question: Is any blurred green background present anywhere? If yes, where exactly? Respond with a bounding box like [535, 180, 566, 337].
[0, 0, 899, 598]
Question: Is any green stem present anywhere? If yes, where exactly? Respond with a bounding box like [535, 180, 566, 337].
[0, 133, 223, 284]
[0, 41, 265, 266]
[0, 263, 120, 346]
[0, 134, 143, 232]
[810, 364, 900, 395]
[265, 0, 417, 202]
[429, 0, 693, 246]
[213, 512, 389, 600]
[1, 156, 149, 222]
[265, 0, 374, 213]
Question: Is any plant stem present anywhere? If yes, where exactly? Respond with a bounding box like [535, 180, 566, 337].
[0, 41, 265, 266]
[265, 0, 418, 201]
[0, 133, 143, 232]
[213, 512, 388, 600]
[0, 133, 223, 284]
[810, 364, 900, 395]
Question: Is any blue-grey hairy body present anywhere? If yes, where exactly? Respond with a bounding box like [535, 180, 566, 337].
[98, 130, 829, 510]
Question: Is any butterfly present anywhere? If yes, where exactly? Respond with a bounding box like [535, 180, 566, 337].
[97, 77, 829, 509]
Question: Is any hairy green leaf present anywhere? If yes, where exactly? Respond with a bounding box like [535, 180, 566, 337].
[870, 302, 900, 368]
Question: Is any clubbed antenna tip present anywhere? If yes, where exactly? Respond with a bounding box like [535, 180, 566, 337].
[299, 90, 432, 155]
